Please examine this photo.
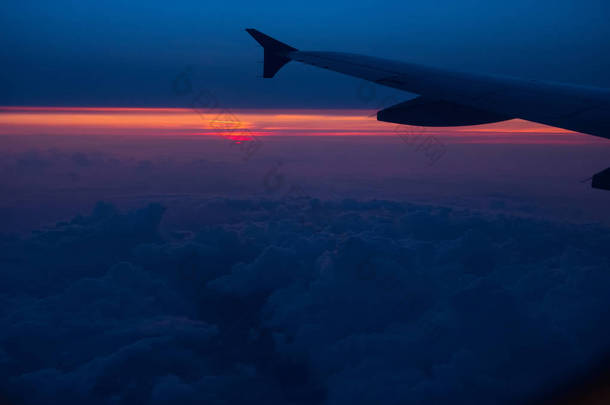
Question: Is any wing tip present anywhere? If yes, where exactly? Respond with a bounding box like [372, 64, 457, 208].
[245, 28, 297, 78]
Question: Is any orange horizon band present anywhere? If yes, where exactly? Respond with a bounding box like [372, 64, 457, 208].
[0, 106, 601, 144]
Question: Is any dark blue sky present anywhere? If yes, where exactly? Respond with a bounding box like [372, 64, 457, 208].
[1, 0, 609, 107]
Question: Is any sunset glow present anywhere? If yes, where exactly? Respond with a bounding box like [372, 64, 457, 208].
[0, 106, 602, 144]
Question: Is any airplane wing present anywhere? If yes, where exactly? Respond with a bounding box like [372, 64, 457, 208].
[246, 28, 610, 190]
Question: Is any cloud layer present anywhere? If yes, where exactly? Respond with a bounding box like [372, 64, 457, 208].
[1, 198, 610, 404]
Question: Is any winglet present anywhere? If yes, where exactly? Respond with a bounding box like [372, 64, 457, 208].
[245, 29, 297, 78]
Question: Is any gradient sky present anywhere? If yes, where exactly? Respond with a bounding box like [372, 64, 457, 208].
[2, 0, 609, 108]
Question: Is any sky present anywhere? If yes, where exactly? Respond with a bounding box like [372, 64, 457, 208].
[1, 0, 610, 108]
[2, 2, 610, 404]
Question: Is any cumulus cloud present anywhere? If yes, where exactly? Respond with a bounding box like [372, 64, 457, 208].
[1, 198, 609, 404]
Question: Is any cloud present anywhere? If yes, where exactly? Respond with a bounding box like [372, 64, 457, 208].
[1, 198, 609, 404]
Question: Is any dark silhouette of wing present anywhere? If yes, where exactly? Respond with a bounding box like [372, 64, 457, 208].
[245, 29, 610, 141]
[246, 28, 610, 190]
